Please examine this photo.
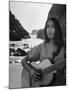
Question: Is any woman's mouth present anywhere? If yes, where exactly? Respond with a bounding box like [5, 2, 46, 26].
[47, 33, 54, 38]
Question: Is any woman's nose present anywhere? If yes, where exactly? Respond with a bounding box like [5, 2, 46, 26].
[48, 28, 52, 32]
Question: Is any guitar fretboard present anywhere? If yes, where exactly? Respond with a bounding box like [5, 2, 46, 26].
[43, 60, 65, 75]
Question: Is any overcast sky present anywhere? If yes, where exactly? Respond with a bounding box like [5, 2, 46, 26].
[10, 1, 52, 33]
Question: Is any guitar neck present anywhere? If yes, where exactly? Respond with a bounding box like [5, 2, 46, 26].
[43, 60, 65, 75]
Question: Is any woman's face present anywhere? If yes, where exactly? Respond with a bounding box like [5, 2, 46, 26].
[46, 20, 55, 39]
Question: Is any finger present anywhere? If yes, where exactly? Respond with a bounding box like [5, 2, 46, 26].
[32, 74, 39, 79]
[34, 72, 41, 76]
[33, 78, 40, 81]
[34, 72, 41, 78]
[32, 75, 40, 81]
[35, 70, 43, 77]
[35, 71, 41, 74]
[32, 74, 41, 80]
[34, 72, 43, 80]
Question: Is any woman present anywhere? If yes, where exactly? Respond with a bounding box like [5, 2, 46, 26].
[21, 17, 65, 87]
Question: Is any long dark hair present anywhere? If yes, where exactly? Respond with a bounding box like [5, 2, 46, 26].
[44, 17, 64, 59]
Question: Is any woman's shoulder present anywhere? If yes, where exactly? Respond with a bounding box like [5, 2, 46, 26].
[38, 41, 46, 48]
[29, 41, 46, 54]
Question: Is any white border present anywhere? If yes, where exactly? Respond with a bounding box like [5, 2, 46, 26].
[0, 0, 68, 90]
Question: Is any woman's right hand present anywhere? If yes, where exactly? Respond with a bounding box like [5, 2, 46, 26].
[29, 69, 42, 81]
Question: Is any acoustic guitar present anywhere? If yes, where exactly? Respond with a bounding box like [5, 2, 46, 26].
[28, 59, 65, 87]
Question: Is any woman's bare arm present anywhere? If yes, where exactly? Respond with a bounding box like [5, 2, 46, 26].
[21, 56, 32, 72]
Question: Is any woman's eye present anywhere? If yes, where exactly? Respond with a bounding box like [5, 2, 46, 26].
[46, 24, 54, 28]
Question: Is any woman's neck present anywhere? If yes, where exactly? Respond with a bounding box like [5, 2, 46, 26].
[49, 39, 54, 45]
[45, 39, 54, 46]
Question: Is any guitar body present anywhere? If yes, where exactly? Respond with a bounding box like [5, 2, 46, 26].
[30, 59, 55, 87]
[21, 57, 65, 87]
